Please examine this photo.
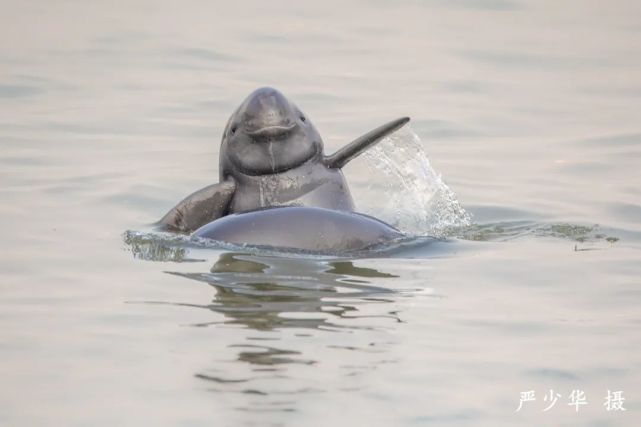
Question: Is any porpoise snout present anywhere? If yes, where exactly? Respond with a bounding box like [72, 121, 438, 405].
[242, 87, 300, 138]
[246, 122, 297, 138]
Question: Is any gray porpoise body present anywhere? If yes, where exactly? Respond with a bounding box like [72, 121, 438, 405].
[217, 87, 351, 213]
[192, 206, 404, 253]
[158, 87, 409, 250]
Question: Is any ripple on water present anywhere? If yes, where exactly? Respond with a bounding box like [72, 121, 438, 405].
[126, 252, 417, 412]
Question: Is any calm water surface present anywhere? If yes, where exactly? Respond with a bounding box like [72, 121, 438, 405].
[1, 1, 640, 426]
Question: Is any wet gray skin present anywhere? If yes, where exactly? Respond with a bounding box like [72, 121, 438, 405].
[218, 87, 352, 214]
[191, 206, 404, 253]
[221, 88, 322, 177]
[158, 87, 409, 251]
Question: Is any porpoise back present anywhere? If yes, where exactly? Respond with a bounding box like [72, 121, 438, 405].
[192, 206, 404, 253]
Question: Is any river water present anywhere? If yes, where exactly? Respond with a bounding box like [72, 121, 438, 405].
[1, 1, 640, 426]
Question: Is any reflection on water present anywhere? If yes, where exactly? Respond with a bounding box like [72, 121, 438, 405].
[122, 225, 627, 415]
[162, 253, 402, 332]
[134, 253, 413, 411]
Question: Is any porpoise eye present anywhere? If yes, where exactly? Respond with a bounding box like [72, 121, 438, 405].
[230, 125, 237, 135]
[300, 115, 306, 122]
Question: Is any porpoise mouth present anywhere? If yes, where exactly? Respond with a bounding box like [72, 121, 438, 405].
[246, 123, 297, 138]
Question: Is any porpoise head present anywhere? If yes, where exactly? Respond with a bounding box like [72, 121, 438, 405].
[220, 87, 323, 179]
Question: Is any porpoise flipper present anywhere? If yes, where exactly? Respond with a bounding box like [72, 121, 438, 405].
[157, 180, 236, 232]
[323, 117, 410, 169]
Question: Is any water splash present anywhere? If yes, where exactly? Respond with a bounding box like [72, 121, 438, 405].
[123, 230, 202, 262]
[457, 221, 621, 248]
[358, 126, 471, 236]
